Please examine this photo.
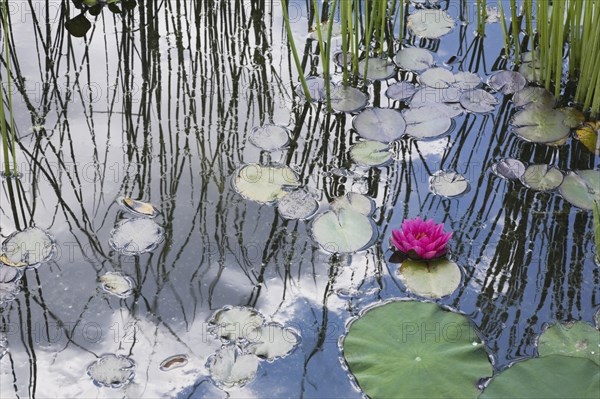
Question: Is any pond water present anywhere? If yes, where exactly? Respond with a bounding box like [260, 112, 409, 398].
[0, 0, 598, 398]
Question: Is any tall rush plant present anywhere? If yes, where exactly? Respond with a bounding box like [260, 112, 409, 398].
[0, 0, 16, 176]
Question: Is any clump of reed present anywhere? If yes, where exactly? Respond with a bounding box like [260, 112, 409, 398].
[0, 0, 17, 176]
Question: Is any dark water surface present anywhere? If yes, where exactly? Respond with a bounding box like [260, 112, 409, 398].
[0, 1, 598, 397]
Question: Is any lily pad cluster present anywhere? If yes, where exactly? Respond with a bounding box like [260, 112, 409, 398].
[206, 306, 300, 388]
[110, 198, 164, 255]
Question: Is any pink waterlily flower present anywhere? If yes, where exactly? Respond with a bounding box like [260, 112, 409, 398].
[391, 217, 452, 260]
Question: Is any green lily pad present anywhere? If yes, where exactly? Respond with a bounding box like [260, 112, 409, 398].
[330, 85, 369, 113]
[511, 107, 570, 144]
[558, 170, 600, 210]
[350, 141, 393, 167]
[1, 227, 56, 268]
[311, 207, 376, 253]
[537, 322, 600, 365]
[352, 108, 406, 143]
[403, 107, 453, 139]
[331, 193, 375, 216]
[206, 345, 260, 388]
[480, 355, 600, 399]
[233, 164, 300, 204]
[407, 10, 455, 39]
[557, 107, 585, 128]
[394, 47, 434, 72]
[491, 158, 526, 180]
[343, 301, 493, 399]
[575, 122, 600, 154]
[419, 68, 456, 88]
[459, 89, 499, 113]
[249, 124, 290, 151]
[512, 87, 556, 109]
[358, 58, 396, 81]
[246, 323, 300, 360]
[277, 189, 319, 220]
[521, 164, 564, 191]
[453, 71, 481, 90]
[386, 82, 418, 101]
[519, 61, 542, 82]
[430, 171, 470, 197]
[487, 71, 527, 94]
[397, 259, 462, 298]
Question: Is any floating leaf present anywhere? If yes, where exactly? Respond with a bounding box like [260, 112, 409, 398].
[330, 193, 375, 216]
[410, 87, 462, 106]
[308, 21, 342, 39]
[452, 71, 481, 90]
[558, 107, 585, 128]
[352, 108, 406, 143]
[519, 61, 542, 82]
[521, 164, 564, 191]
[0, 278, 21, 304]
[209, 306, 265, 341]
[537, 322, 600, 365]
[249, 125, 290, 151]
[343, 301, 493, 399]
[407, 10, 455, 39]
[358, 58, 396, 80]
[575, 121, 600, 154]
[385, 82, 418, 101]
[99, 272, 134, 298]
[394, 47, 434, 72]
[160, 355, 189, 371]
[397, 259, 462, 298]
[480, 356, 600, 399]
[485, 6, 501, 23]
[277, 189, 319, 220]
[295, 76, 326, 102]
[429, 171, 470, 197]
[349, 140, 393, 167]
[410, 102, 464, 118]
[459, 89, 498, 113]
[120, 197, 159, 217]
[512, 87, 556, 109]
[330, 85, 369, 113]
[491, 158, 526, 180]
[511, 107, 570, 144]
[206, 345, 259, 388]
[108, 218, 165, 255]
[246, 323, 300, 360]
[558, 170, 600, 210]
[419, 68, 455, 88]
[1, 227, 55, 268]
[65, 14, 92, 37]
[311, 208, 376, 253]
[233, 164, 300, 204]
[487, 70, 527, 94]
[333, 51, 356, 68]
[403, 107, 453, 139]
[0, 265, 20, 283]
[87, 354, 136, 388]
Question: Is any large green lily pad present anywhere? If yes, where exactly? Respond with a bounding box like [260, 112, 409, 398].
[407, 10, 455, 39]
[481, 355, 600, 399]
[311, 207, 376, 253]
[352, 108, 406, 143]
[521, 164, 563, 191]
[233, 164, 300, 204]
[511, 107, 570, 144]
[537, 322, 600, 365]
[397, 259, 462, 298]
[343, 301, 492, 399]
[558, 170, 600, 210]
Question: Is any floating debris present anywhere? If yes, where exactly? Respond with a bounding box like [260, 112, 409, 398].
[87, 354, 135, 388]
[1, 227, 55, 268]
[160, 354, 189, 371]
[109, 218, 165, 255]
[99, 272, 134, 298]
[119, 197, 159, 218]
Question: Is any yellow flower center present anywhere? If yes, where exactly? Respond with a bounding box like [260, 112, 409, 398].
[414, 232, 428, 240]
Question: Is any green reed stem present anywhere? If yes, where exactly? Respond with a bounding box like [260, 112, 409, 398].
[509, 0, 520, 59]
[594, 200, 600, 264]
[0, 0, 16, 175]
[498, 0, 509, 56]
[282, 0, 312, 101]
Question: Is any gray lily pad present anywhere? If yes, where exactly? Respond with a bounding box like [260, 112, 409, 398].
[480, 356, 600, 399]
[511, 107, 570, 144]
[407, 10, 455, 39]
[277, 189, 319, 220]
[430, 171, 470, 197]
[331, 193, 375, 216]
[343, 301, 493, 399]
[233, 164, 300, 204]
[295, 76, 327, 102]
[512, 87, 556, 109]
[521, 164, 564, 191]
[358, 58, 396, 80]
[394, 47, 434, 72]
[87, 354, 136, 388]
[419, 67, 455, 88]
[537, 321, 600, 365]
[385, 82, 418, 101]
[352, 108, 406, 143]
[397, 259, 462, 298]
[206, 345, 260, 388]
[403, 107, 453, 139]
[109, 218, 165, 255]
[410, 87, 462, 106]
[558, 170, 600, 210]
[249, 125, 290, 151]
[487, 70, 527, 94]
[452, 71, 481, 90]
[349, 140, 393, 167]
[410, 103, 464, 118]
[0, 279, 21, 304]
[0, 265, 20, 283]
[1, 227, 56, 268]
[333, 51, 356, 68]
[246, 323, 300, 360]
[99, 272, 134, 298]
[330, 85, 369, 113]
[491, 158, 526, 180]
[209, 306, 265, 341]
[459, 89, 499, 113]
[311, 208, 376, 253]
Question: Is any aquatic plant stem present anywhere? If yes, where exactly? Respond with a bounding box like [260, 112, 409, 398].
[0, 0, 16, 175]
[281, 0, 312, 101]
